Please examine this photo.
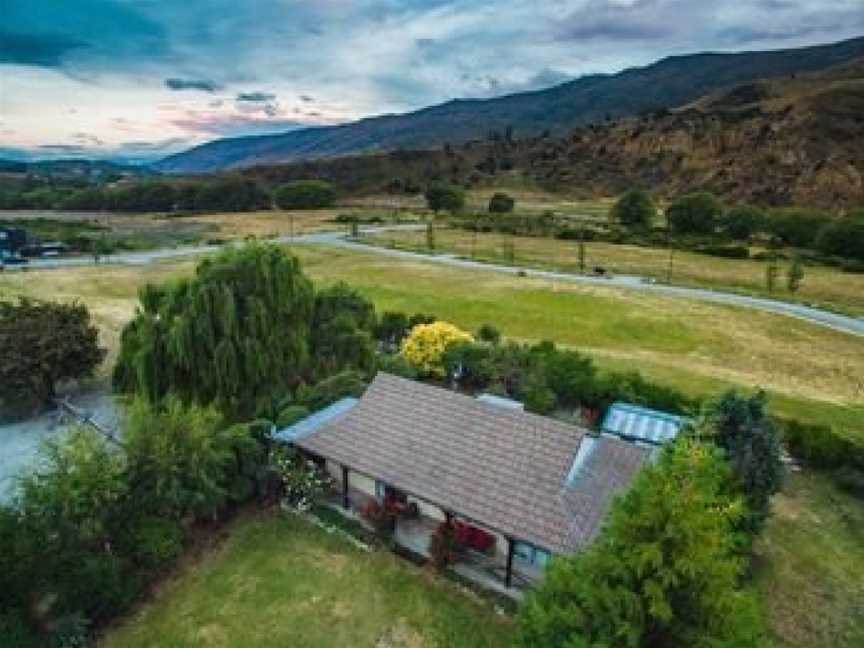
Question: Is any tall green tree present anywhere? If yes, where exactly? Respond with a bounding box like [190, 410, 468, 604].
[694, 390, 784, 533]
[721, 205, 764, 240]
[0, 298, 106, 411]
[666, 192, 723, 235]
[612, 189, 657, 228]
[274, 180, 336, 209]
[310, 283, 376, 377]
[424, 184, 465, 213]
[113, 243, 314, 418]
[518, 438, 764, 648]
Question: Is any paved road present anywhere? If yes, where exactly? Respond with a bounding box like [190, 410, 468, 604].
[6, 225, 864, 337]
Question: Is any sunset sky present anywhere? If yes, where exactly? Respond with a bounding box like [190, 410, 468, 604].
[2, 0, 862, 162]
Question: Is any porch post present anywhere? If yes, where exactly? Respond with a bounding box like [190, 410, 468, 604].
[505, 536, 515, 588]
[341, 465, 350, 510]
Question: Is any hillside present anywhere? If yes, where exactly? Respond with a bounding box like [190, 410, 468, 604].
[155, 36, 864, 174]
[243, 60, 864, 209]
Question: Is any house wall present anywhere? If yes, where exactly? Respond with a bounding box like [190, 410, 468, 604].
[324, 459, 378, 499]
[322, 457, 542, 569]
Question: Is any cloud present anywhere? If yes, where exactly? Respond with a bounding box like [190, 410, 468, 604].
[168, 113, 311, 137]
[555, 0, 678, 42]
[72, 133, 105, 146]
[3, 0, 862, 161]
[165, 77, 221, 92]
[0, 31, 88, 67]
[236, 91, 277, 103]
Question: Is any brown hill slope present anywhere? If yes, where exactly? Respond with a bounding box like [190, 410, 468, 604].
[516, 60, 864, 207]
[245, 61, 864, 209]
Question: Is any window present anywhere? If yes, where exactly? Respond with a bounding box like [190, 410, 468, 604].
[514, 541, 552, 568]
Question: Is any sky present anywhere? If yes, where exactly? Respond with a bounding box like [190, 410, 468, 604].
[1, 0, 862, 163]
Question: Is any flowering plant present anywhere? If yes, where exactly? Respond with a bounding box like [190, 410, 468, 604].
[269, 446, 333, 511]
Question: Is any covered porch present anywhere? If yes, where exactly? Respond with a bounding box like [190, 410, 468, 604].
[326, 466, 545, 599]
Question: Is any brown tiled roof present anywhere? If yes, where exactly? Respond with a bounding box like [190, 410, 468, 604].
[298, 372, 650, 553]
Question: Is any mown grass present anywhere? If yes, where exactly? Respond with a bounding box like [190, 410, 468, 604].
[102, 511, 514, 648]
[364, 227, 864, 316]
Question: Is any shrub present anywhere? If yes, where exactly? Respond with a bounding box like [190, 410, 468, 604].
[424, 184, 465, 213]
[297, 370, 367, 410]
[611, 189, 657, 228]
[374, 311, 410, 350]
[274, 180, 336, 209]
[840, 259, 864, 273]
[375, 353, 419, 379]
[696, 244, 750, 259]
[120, 516, 184, 571]
[401, 321, 473, 377]
[269, 446, 333, 511]
[779, 419, 864, 470]
[765, 208, 827, 247]
[123, 397, 257, 519]
[815, 216, 864, 261]
[594, 370, 692, 414]
[488, 192, 515, 213]
[720, 205, 765, 240]
[543, 348, 596, 407]
[62, 553, 142, 621]
[276, 405, 310, 428]
[443, 341, 495, 389]
[666, 192, 723, 235]
[523, 376, 557, 414]
[476, 323, 502, 345]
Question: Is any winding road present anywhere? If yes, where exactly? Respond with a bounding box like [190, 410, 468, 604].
[6, 225, 864, 338]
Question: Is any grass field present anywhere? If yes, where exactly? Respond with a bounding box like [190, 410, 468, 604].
[364, 227, 864, 316]
[4, 243, 861, 647]
[1, 244, 861, 439]
[754, 471, 864, 648]
[102, 511, 514, 648]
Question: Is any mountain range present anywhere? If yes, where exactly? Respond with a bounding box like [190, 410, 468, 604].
[154, 36, 864, 174]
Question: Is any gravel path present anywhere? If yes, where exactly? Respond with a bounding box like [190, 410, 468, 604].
[0, 390, 119, 503]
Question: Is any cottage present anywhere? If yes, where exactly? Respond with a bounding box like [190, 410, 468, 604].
[278, 373, 672, 592]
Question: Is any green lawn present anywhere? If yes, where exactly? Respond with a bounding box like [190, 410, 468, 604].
[103, 512, 514, 648]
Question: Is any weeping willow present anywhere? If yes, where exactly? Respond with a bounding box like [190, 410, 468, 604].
[113, 243, 314, 417]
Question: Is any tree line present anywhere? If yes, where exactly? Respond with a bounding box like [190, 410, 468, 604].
[0, 177, 339, 214]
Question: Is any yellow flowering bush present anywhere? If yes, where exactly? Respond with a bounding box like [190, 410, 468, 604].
[401, 321, 473, 377]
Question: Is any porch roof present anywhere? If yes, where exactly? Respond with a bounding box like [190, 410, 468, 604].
[298, 372, 650, 553]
